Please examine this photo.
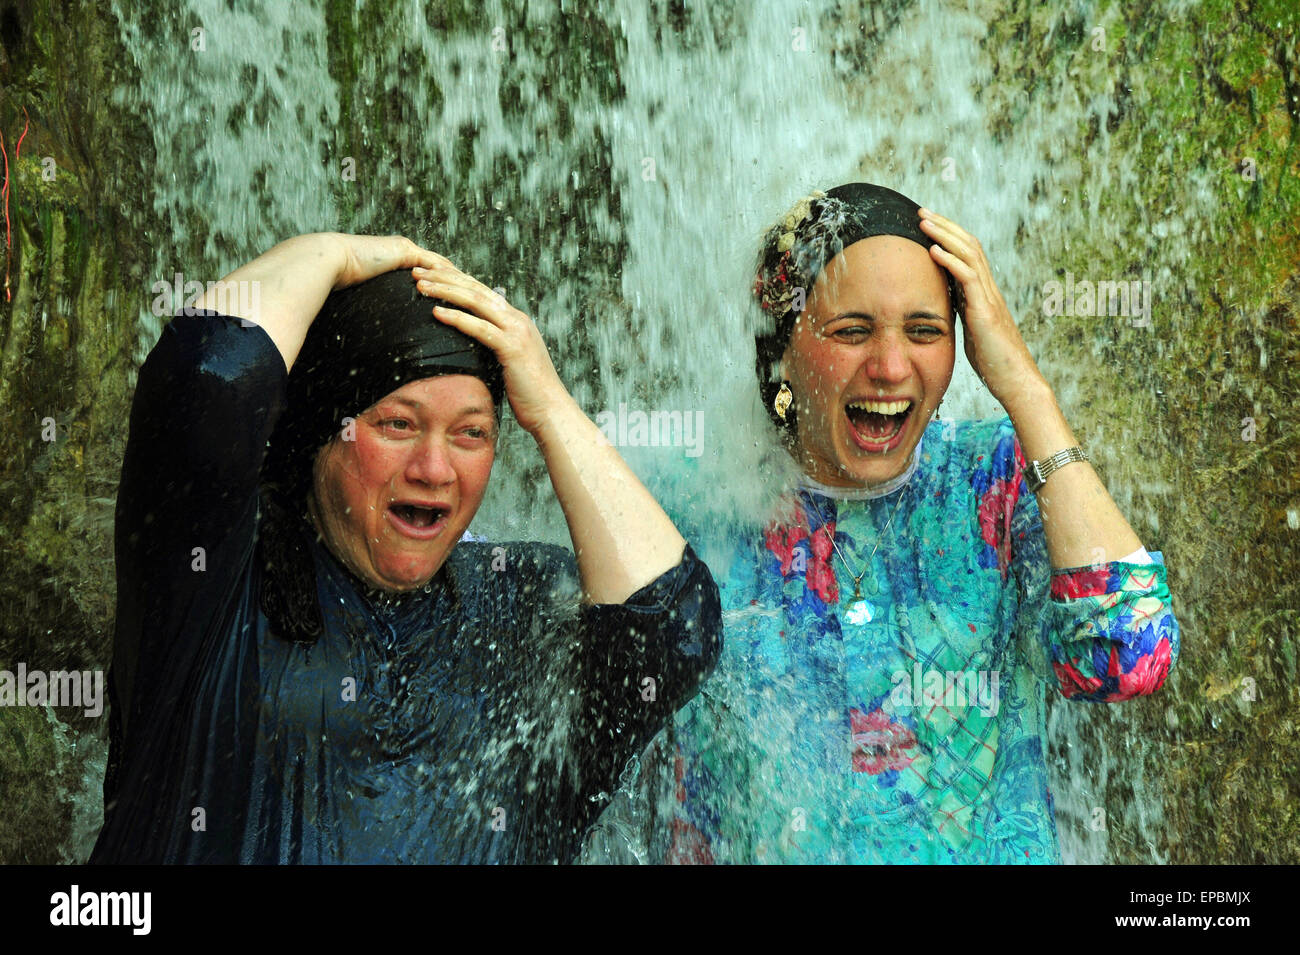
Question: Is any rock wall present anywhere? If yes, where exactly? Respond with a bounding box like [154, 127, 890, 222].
[0, 0, 1295, 863]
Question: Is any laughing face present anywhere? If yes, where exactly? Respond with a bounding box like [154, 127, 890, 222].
[782, 235, 955, 487]
[307, 374, 497, 592]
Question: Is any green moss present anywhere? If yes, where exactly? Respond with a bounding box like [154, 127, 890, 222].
[0, 0, 155, 863]
[0, 708, 73, 864]
[977, 0, 1299, 863]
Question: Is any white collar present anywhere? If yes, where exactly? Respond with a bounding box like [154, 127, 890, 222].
[795, 439, 923, 500]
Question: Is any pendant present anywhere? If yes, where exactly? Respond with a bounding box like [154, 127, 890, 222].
[842, 577, 873, 624]
[845, 598, 873, 625]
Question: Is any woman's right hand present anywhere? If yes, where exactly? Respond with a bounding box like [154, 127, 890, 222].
[330, 233, 447, 290]
[198, 232, 444, 373]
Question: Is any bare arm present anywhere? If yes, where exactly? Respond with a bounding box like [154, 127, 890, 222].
[196, 233, 448, 373]
[414, 265, 686, 603]
[527, 396, 688, 603]
[1002, 381, 1142, 567]
[920, 209, 1142, 568]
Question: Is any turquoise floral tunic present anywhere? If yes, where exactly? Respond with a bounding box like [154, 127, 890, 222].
[666, 417, 1179, 864]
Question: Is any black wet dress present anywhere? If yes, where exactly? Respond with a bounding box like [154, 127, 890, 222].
[90, 313, 721, 864]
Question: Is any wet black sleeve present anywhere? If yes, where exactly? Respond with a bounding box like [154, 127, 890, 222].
[575, 545, 722, 809]
[108, 312, 286, 755]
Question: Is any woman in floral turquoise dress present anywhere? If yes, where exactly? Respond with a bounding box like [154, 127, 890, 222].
[662, 183, 1179, 864]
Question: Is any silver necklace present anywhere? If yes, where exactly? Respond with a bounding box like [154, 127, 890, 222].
[803, 487, 908, 623]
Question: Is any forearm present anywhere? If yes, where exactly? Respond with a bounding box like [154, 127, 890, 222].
[197, 233, 347, 373]
[1003, 378, 1142, 568]
[531, 398, 687, 604]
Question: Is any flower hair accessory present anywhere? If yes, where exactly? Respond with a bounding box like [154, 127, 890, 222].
[753, 190, 826, 318]
[778, 194, 821, 249]
[753, 249, 796, 315]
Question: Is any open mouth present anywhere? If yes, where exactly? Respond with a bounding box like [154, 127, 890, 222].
[845, 398, 914, 452]
[387, 501, 452, 538]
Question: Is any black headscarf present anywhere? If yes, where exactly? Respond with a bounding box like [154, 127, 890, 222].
[752, 182, 961, 436]
[258, 269, 505, 642]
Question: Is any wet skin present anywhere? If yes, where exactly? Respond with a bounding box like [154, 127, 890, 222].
[782, 235, 956, 487]
[307, 374, 496, 592]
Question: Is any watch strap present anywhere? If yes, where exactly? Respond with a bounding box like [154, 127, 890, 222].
[1027, 446, 1089, 493]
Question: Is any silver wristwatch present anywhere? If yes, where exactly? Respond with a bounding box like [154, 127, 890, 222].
[1026, 446, 1088, 493]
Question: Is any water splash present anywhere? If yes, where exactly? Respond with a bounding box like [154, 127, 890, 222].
[62, 0, 1219, 864]
[111, 0, 340, 360]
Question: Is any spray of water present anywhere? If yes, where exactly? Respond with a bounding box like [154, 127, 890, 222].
[59, 0, 1213, 863]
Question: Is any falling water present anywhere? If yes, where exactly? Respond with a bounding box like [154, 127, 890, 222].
[28, 0, 1241, 862]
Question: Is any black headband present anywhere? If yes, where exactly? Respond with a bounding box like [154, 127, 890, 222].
[823, 182, 933, 246]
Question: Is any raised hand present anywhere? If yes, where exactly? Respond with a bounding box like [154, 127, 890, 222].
[198, 232, 445, 372]
[918, 208, 1047, 410]
[918, 209, 1144, 567]
[412, 260, 685, 603]
[332, 234, 447, 290]
[412, 262, 572, 437]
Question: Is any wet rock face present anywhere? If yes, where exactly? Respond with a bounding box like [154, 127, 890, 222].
[969, 0, 1299, 865]
[0, 0, 155, 864]
[1, 0, 1296, 863]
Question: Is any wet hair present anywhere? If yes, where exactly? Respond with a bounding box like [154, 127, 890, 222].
[257, 270, 504, 643]
[752, 182, 962, 440]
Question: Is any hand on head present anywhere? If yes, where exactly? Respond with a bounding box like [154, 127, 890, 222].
[412, 262, 573, 437]
[917, 209, 1046, 408]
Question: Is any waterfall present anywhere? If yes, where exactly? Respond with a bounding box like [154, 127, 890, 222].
[29, 0, 1238, 863]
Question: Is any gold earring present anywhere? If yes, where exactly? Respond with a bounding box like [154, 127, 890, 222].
[774, 381, 793, 421]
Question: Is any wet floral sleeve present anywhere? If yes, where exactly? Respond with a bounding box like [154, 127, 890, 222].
[992, 421, 1180, 703]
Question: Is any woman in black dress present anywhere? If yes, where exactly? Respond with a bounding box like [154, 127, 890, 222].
[92, 233, 720, 863]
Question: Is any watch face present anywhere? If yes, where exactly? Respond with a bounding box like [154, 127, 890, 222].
[1027, 461, 1044, 492]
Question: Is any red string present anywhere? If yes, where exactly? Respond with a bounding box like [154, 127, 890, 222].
[2, 109, 30, 302]
[1, 126, 9, 302]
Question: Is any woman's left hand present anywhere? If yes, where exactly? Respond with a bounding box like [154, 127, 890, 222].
[412, 262, 573, 435]
[418, 263, 689, 604]
[918, 208, 1048, 410]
